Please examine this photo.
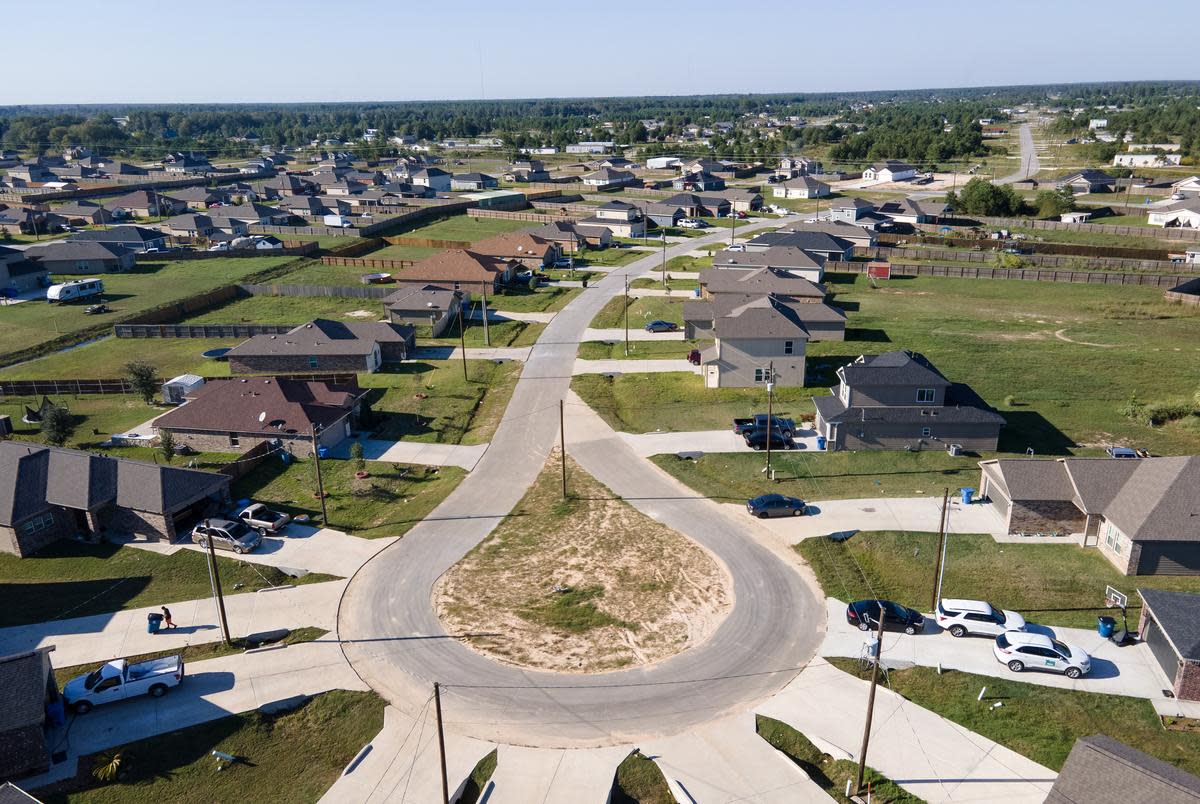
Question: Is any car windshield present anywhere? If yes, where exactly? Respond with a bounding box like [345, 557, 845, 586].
[989, 604, 1006, 624]
[996, 633, 1010, 649]
[224, 521, 250, 539]
[1051, 639, 1071, 656]
[84, 668, 103, 690]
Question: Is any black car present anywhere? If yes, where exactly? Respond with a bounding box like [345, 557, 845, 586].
[743, 429, 793, 451]
[846, 599, 925, 635]
[747, 494, 807, 518]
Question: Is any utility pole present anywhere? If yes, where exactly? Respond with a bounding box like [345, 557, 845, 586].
[559, 400, 568, 499]
[311, 425, 329, 526]
[932, 487, 951, 610]
[661, 232, 667, 288]
[433, 682, 450, 804]
[457, 299, 468, 381]
[855, 603, 887, 796]
[764, 363, 775, 475]
[481, 281, 490, 347]
[623, 274, 630, 357]
[730, 209, 737, 246]
[203, 519, 233, 645]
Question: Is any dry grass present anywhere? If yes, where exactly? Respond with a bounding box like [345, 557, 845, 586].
[435, 451, 732, 672]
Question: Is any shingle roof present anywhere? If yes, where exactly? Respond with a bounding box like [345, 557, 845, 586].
[226, 319, 412, 358]
[0, 650, 49, 732]
[162, 212, 213, 230]
[839, 350, 950, 388]
[1139, 589, 1200, 662]
[817, 386, 1005, 426]
[698, 267, 827, 298]
[70, 225, 164, 245]
[399, 249, 514, 285]
[1046, 734, 1200, 803]
[831, 197, 875, 210]
[747, 230, 854, 254]
[1102, 456, 1200, 542]
[24, 240, 131, 263]
[471, 231, 554, 259]
[700, 295, 838, 340]
[713, 246, 825, 272]
[382, 283, 459, 311]
[154, 377, 362, 436]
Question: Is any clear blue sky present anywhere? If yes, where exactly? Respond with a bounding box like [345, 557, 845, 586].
[7, 0, 1196, 105]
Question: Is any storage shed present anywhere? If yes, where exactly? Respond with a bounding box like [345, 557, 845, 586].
[161, 374, 205, 405]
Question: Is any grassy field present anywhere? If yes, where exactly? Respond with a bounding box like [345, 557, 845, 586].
[590, 296, 687, 329]
[39, 690, 385, 804]
[575, 247, 647, 268]
[0, 337, 234, 381]
[489, 285, 581, 313]
[359, 359, 522, 445]
[0, 257, 296, 358]
[611, 752, 673, 804]
[660, 254, 712, 273]
[0, 394, 161, 448]
[757, 715, 918, 803]
[286, 234, 360, 250]
[363, 244, 443, 261]
[630, 276, 699, 291]
[232, 458, 465, 539]
[184, 294, 381, 325]
[425, 314, 543, 348]
[0, 540, 336, 629]
[796, 531, 1200, 628]
[827, 659, 1200, 777]
[270, 258, 421, 286]
[999, 224, 1174, 250]
[577, 339, 705, 360]
[396, 216, 533, 242]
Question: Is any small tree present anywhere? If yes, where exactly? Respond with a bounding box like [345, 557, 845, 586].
[42, 405, 75, 446]
[350, 440, 366, 474]
[159, 430, 176, 464]
[125, 361, 158, 405]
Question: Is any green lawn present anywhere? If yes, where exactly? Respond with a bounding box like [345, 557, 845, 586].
[270, 260, 406, 286]
[0, 337, 234, 381]
[0, 540, 337, 629]
[39, 690, 385, 804]
[797, 531, 1200, 629]
[489, 285, 581, 313]
[0, 257, 296, 358]
[575, 247, 647, 268]
[827, 659, 1200, 777]
[757, 715, 919, 804]
[232, 458, 465, 539]
[630, 277, 699, 291]
[577, 339, 706, 360]
[285, 234, 360, 250]
[0, 394, 160, 448]
[998, 224, 1174, 251]
[183, 294, 381, 325]
[590, 296, 687, 329]
[359, 359, 521, 445]
[661, 254, 712, 273]
[396, 215, 534, 243]
[364, 244, 443, 261]
[611, 752, 673, 804]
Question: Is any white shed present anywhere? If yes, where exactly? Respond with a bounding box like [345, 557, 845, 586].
[161, 374, 205, 405]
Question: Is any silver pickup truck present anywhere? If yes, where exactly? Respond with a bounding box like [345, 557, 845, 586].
[63, 655, 185, 714]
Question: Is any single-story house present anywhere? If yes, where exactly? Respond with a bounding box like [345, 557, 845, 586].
[581, 167, 637, 189]
[0, 441, 231, 554]
[0, 249, 50, 294]
[712, 246, 827, 283]
[383, 283, 463, 337]
[225, 319, 414, 375]
[813, 351, 1005, 452]
[773, 176, 830, 199]
[103, 190, 186, 218]
[397, 249, 517, 293]
[170, 186, 222, 209]
[862, 160, 917, 183]
[23, 240, 136, 274]
[53, 201, 116, 226]
[471, 231, 559, 268]
[711, 188, 763, 213]
[1046, 734, 1200, 802]
[659, 192, 731, 220]
[672, 172, 725, 192]
[154, 377, 365, 455]
[644, 203, 685, 228]
[68, 225, 168, 253]
[1149, 197, 1200, 229]
[1137, 589, 1200, 702]
[410, 167, 452, 192]
[698, 266, 828, 302]
[529, 220, 611, 252]
[0, 647, 60, 780]
[450, 172, 499, 191]
[276, 195, 329, 217]
[744, 229, 856, 262]
[978, 456, 1200, 575]
[875, 197, 950, 225]
[1055, 169, 1117, 194]
[161, 212, 217, 239]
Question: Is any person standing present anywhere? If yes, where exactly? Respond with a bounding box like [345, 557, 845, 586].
[161, 606, 176, 629]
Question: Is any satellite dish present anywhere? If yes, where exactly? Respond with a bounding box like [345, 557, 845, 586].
[258, 411, 266, 423]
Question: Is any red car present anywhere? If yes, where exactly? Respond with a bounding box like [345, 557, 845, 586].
[686, 349, 701, 365]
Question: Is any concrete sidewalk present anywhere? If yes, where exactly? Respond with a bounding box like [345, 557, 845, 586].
[0, 580, 346, 668]
[758, 659, 1057, 803]
[487, 744, 630, 804]
[28, 640, 367, 787]
[582, 327, 685, 342]
[328, 437, 488, 471]
[468, 308, 557, 323]
[620, 428, 822, 457]
[410, 346, 531, 361]
[573, 358, 700, 375]
[645, 711, 832, 803]
[749, 495, 1007, 542]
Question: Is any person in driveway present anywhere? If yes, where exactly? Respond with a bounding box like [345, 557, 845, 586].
[161, 606, 177, 629]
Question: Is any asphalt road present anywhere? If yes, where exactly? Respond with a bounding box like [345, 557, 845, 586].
[996, 121, 1040, 184]
[337, 217, 826, 748]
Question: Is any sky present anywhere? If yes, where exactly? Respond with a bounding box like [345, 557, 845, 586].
[5, 0, 1197, 105]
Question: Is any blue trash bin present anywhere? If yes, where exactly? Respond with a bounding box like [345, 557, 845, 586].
[816, 436, 827, 451]
[317, 446, 329, 459]
[1097, 616, 1116, 639]
[147, 612, 163, 634]
[961, 488, 975, 505]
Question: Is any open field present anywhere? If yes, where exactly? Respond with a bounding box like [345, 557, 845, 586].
[39, 690, 385, 804]
[184, 293, 383, 324]
[434, 452, 732, 672]
[0, 394, 161, 448]
[999, 224, 1176, 250]
[0, 540, 336, 629]
[488, 284, 581, 313]
[575, 247, 647, 268]
[285, 234, 360, 250]
[576, 339, 705, 360]
[0, 337, 234, 381]
[630, 276, 699, 291]
[425, 314, 544, 347]
[827, 658, 1200, 777]
[590, 295, 686, 329]
[394, 215, 534, 242]
[0, 257, 296, 357]
[797, 531, 1200, 629]
[364, 243, 443, 261]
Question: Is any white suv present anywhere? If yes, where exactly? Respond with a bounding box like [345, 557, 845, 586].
[936, 598, 1026, 638]
[994, 631, 1091, 679]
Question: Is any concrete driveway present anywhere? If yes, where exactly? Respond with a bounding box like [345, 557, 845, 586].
[747, 495, 1007, 542]
[573, 358, 700, 375]
[173, 524, 392, 578]
[582, 327, 685, 341]
[620, 427, 821, 457]
[327, 437, 488, 471]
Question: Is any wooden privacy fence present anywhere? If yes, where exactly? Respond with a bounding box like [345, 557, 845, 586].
[132, 241, 318, 261]
[115, 323, 297, 339]
[0, 372, 358, 398]
[967, 216, 1200, 242]
[216, 440, 275, 482]
[320, 256, 418, 270]
[1165, 278, 1200, 306]
[238, 282, 396, 300]
[465, 208, 575, 224]
[381, 235, 471, 249]
[858, 245, 1191, 274]
[836, 261, 1185, 288]
[876, 231, 1174, 262]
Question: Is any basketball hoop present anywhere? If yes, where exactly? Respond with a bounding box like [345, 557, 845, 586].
[1105, 585, 1128, 611]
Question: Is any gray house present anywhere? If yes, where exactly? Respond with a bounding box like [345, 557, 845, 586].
[813, 351, 1005, 452]
[1047, 735, 1200, 803]
[0, 647, 59, 780]
[23, 240, 136, 274]
[1055, 169, 1117, 194]
[225, 319, 414, 375]
[698, 266, 829, 302]
[744, 229, 856, 262]
[450, 172, 498, 191]
[383, 283, 463, 337]
[1137, 589, 1200, 701]
[69, 225, 168, 253]
[712, 246, 827, 283]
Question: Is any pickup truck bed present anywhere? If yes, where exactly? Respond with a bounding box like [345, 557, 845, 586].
[733, 414, 796, 436]
[128, 656, 181, 681]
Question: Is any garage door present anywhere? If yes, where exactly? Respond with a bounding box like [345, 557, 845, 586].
[1136, 542, 1200, 576]
[1144, 617, 1180, 688]
[982, 477, 1011, 523]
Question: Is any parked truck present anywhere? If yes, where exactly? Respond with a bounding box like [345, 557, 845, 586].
[63, 655, 185, 713]
[732, 414, 796, 439]
[323, 214, 353, 228]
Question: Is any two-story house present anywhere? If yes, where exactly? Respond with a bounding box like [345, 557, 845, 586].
[224, 319, 414, 375]
[813, 350, 1005, 451]
[579, 200, 645, 238]
[711, 246, 827, 283]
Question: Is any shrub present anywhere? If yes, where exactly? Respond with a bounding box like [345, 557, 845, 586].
[41, 405, 75, 446]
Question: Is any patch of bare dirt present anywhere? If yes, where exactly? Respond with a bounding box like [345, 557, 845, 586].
[345, 309, 379, 319]
[434, 451, 733, 673]
[1053, 329, 1116, 348]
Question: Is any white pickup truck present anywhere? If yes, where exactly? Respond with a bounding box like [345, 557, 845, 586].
[63, 656, 185, 714]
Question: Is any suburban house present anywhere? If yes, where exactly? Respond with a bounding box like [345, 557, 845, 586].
[875, 197, 950, 225]
[813, 351, 1005, 452]
[712, 246, 827, 282]
[829, 197, 887, 226]
[977, 456, 1200, 575]
[171, 186, 222, 209]
[411, 167, 452, 192]
[276, 195, 329, 218]
[776, 156, 823, 178]
[658, 192, 731, 220]
[69, 225, 169, 253]
[0, 208, 53, 236]
[398, 249, 517, 293]
[0, 441, 231, 555]
[225, 319, 415, 375]
[581, 167, 638, 189]
[471, 231, 559, 268]
[699, 265, 829, 301]
[23, 240, 136, 274]
[1149, 197, 1200, 229]
[1055, 169, 1117, 194]
[153, 377, 366, 455]
[530, 220, 611, 252]
[1170, 176, 1200, 197]
[160, 212, 218, 239]
[383, 283, 463, 337]
[0, 647, 60, 780]
[161, 153, 212, 174]
[862, 160, 918, 182]
[580, 200, 645, 238]
[261, 173, 316, 197]
[643, 203, 685, 228]
[672, 172, 726, 192]
[712, 188, 763, 213]
[505, 160, 550, 182]
[1137, 590, 1200, 701]
[54, 201, 116, 226]
[103, 190, 186, 218]
[450, 172, 498, 191]
[0, 248, 49, 294]
[745, 228, 857, 262]
[206, 203, 287, 230]
[773, 176, 831, 199]
[683, 294, 843, 388]
[1046, 735, 1200, 802]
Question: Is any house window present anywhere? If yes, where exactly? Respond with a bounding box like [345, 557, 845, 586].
[20, 512, 54, 536]
[783, 340, 794, 355]
[921, 427, 932, 438]
[1104, 521, 1123, 555]
[308, 356, 319, 368]
[916, 388, 936, 403]
[754, 368, 770, 383]
[229, 433, 240, 448]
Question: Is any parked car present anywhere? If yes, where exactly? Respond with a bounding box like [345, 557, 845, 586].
[236, 503, 292, 535]
[726, 243, 747, 252]
[733, 414, 796, 439]
[846, 600, 925, 635]
[644, 320, 678, 333]
[936, 599, 1026, 638]
[678, 218, 707, 229]
[686, 348, 701, 365]
[554, 257, 572, 268]
[993, 631, 1091, 678]
[743, 428, 794, 451]
[191, 518, 262, 554]
[747, 494, 807, 518]
[63, 656, 184, 714]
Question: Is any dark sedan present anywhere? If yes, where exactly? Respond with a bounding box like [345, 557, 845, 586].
[743, 429, 793, 451]
[747, 494, 807, 518]
[644, 320, 679, 333]
[846, 599, 925, 635]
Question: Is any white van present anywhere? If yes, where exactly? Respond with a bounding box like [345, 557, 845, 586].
[47, 278, 104, 304]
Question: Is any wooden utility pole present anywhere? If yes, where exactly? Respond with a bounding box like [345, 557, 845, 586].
[203, 520, 233, 645]
[457, 301, 468, 381]
[764, 362, 775, 475]
[559, 399, 568, 499]
[623, 275, 630, 356]
[481, 282, 490, 347]
[311, 425, 329, 526]
[931, 487, 951, 610]
[433, 682, 450, 804]
[661, 232, 667, 288]
[855, 603, 887, 796]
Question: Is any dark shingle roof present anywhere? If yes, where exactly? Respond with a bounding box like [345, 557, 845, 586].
[0, 650, 48, 732]
[227, 319, 412, 359]
[24, 240, 131, 263]
[1046, 734, 1200, 803]
[70, 225, 164, 245]
[839, 350, 950, 388]
[817, 385, 1005, 426]
[698, 267, 826, 298]
[1139, 589, 1200, 661]
[747, 230, 854, 254]
[154, 377, 362, 436]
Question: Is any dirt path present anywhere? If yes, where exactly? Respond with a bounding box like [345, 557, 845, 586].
[1054, 328, 1116, 348]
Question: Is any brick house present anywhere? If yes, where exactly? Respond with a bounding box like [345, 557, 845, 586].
[383, 283, 462, 337]
[153, 377, 365, 455]
[103, 190, 185, 218]
[23, 240, 136, 274]
[471, 231, 560, 268]
[1137, 589, 1200, 702]
[397, 249, 517, 294]
[0, 647, 60, 780]
[0, 442, 231, 554]
[978, 456, 1200, 575]
[529, 220, 611, 253]
[224, 319, 414, 375]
